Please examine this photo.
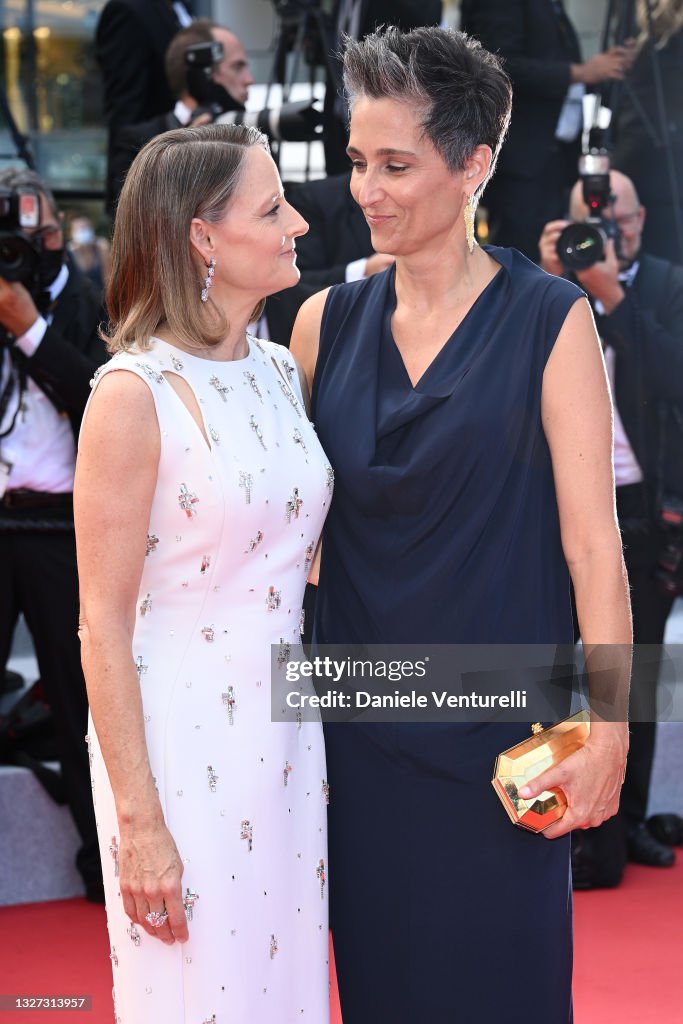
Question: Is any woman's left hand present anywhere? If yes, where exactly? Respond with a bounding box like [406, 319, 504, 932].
[518, 721, 629, 839]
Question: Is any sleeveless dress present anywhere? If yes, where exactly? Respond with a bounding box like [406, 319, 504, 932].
[312, 247, 584, 1024]
[84, 335, 332, 1024]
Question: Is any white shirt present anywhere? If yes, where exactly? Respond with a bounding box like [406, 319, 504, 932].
[0, 263, 77, 492]
[596, 261, 644, 488]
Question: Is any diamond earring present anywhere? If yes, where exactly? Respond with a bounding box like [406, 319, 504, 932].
[201, 257, 216, 302]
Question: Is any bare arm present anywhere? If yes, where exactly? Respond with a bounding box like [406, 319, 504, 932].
[75, 369, 188, 943]
[520, 298, 631, 837]
[289, 287, 330, 396]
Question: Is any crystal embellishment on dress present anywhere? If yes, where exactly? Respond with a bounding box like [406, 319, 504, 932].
[243, 371, 263, 403]
[245, 530, 264, 554]
[222, 687, 236, 725]
[316, 859, 326, 898]
[277, 639, 291, 665]
[209, 374, 233, 401]
[207, 765, 219, 792]
[250, 415, 267, 450]
[178, 483, 199, 519]
[283, 761, 292, 786]
[304, 542, 315, 571]
[200, 555, 211, 575]
[241, 819, 253, 851]
[127, 923, 141, 946]
[266, 587, 281, 611]
[299, 609, 306, 636]
[270, 934, 279, 959]
[135, 656, 147, 679]
[293, 428, 308, 456]
[281, 358, 296, 384]
[277, 378, 302, 417]
[85, 733, 93, 769]
[145, 534, 159, 555]
[109, 836, 120, 876]
[139, 594, 152, 617]
[183, 888, 200, 921]
[202, 625, 215, 643]
[109, 947, 118, 967]
[89, 364, 106, 388]
[209, 424, 220, 445]
[170, 355, 184, 371]
[202, 1016, 216, 1024]
[322, 780, 330, 805]
[325, 465, 334, 492]
[135, 362, 164, 384]
[285, 488, 303, 523]
[239, 471, 253, 504]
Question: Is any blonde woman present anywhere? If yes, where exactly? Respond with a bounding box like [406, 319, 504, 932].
[75, 123, 331, 1024]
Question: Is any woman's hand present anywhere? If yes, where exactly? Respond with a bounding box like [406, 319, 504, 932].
[518, 721, 628, 839]
[119, 820, 188, 944]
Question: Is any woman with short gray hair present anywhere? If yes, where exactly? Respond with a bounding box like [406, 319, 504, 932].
[292, 25, 631, 1024]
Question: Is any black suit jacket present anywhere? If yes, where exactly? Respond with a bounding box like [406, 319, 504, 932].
[599, 253, 683, 499]
[265, 174, 372, 346]
[461, 0, 581, 180]
[14, 264, 108, 439]
[107, 111, 181, 213]
[97, 0, 193, 212]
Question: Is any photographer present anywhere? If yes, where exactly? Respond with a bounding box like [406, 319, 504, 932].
[0, 167, 107, 899]
[107, 20, 322, 213]
[540, 169, 683, 869]
[461, 0, 633, 259]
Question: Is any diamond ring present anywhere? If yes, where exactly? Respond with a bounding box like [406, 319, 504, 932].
[145, 909, 169, 928]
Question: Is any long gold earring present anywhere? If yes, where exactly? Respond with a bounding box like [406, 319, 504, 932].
[464, 195, 476, 254]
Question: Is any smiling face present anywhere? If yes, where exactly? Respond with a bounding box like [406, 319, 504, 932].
[347, 96, 471, 259]
[192, 145, 308, 304]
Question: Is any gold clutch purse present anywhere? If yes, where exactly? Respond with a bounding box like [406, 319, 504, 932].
[491, 710, 590, 833]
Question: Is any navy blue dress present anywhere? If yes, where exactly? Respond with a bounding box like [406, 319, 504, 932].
[312, 247, 584, 1024]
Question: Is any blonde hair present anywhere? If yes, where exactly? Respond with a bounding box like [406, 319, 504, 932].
[637, 0, 683, 49]
[105, 122, 269, 354]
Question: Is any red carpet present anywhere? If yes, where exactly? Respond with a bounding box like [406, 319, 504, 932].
[0, 860, 680, 1023]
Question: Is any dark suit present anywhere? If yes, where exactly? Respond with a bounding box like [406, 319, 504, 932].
[461, 0, 582, 258]
[0, 265, 108, 897]
[266, 174, 372, 346]
[96, 0, 193, 214]
[323, 1, 443, 174]
[597, 254, 683, 828]
[108, 110, 181, 213]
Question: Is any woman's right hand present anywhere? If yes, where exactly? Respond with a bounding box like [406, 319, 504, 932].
[119, 820, 188, 945]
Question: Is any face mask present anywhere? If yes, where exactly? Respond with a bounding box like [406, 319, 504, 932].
[38, 246, 66, 288]
[72, 226, 95, 245]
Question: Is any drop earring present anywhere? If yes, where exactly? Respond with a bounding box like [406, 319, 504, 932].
[464, 196, 476, 254]
[201, 257, 216, 302]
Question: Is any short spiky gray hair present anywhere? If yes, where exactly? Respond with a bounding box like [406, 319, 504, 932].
[343, 26, 512, 196]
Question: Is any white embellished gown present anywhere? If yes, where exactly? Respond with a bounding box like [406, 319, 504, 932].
[84, 336, 332, 1024]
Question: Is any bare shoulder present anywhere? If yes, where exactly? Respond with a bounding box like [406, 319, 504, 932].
[80, 366, 159, 458]
[290, 287, 331, 393]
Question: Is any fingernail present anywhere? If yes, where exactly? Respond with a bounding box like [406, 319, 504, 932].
[519, 786, 532, 798]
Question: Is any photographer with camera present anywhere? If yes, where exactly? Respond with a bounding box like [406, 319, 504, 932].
[0, 167, 107, 899]
[540, 166, 683, 870]
[107, 19, 323, 214]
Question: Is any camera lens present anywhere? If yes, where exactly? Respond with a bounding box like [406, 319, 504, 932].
[556, 222, 606, 271]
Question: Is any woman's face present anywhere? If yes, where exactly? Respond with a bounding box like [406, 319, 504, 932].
[347, 97, 465, 258]
[201, 146, 308, 300]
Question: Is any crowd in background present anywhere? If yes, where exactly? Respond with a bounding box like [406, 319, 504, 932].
[1, 0, 682, 903]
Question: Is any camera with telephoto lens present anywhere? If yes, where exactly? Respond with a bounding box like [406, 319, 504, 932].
[556, 150, 622, 272]
[184, 41, 322, 143]
[655, 496, 683, 598]
[0, 189, 43, 286]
